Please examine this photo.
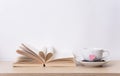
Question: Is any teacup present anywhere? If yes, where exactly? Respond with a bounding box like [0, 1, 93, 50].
[73, 48, 109, 62]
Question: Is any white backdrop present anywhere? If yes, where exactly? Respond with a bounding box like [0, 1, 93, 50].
[0, 0, 120, 61]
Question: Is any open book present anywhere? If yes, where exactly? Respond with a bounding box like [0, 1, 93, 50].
[13, 44, 75, 67]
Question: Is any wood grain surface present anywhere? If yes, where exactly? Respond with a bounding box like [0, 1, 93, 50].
[0, 61, 120, 76]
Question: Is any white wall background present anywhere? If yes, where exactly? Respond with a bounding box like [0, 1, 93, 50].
[0, 0, 120, 61]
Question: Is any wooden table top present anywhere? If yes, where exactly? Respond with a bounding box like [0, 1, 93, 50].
[0, 61, 120, 76]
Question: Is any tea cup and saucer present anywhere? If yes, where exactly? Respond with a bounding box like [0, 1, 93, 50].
[73, 48, 110, 67]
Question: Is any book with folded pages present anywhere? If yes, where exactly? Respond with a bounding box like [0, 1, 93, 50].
[13, 44, 75, 67]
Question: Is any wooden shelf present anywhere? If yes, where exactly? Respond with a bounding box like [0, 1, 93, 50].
[0, 61, 120, 76]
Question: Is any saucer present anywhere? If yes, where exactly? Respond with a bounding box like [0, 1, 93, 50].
[76, 60, 109, 67]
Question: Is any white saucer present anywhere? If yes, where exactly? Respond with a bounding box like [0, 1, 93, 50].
[76, 60, 109, 67]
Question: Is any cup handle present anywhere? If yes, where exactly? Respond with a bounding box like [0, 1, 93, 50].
[102, 50, 110, 59]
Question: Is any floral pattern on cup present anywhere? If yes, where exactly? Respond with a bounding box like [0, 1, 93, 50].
[89, 54, 96, 61]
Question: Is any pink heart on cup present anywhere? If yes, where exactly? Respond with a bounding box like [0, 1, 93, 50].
[89, 54, 96, 61]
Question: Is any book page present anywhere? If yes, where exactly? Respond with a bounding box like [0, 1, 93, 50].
[21, 43, 45, 63]
[48, 57, 74, 62]
[17, 56, 33, 62]
[16, 50, 43, 63]
[39, 47, 47, 60]
[45, 47, 55, 62]
[20, 45, 39, 58]
[46, 59, 75, 67]
[13, 56, 43, 67]
[13, 60, 43, 67]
